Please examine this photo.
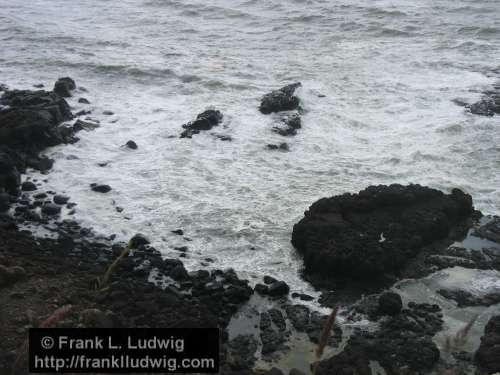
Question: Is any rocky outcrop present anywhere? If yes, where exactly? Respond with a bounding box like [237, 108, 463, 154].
[259, 83, 301, 114]
[0, 87, 76, 209]
[292, 184, 475, 285]
[475, 315, 500, 374]
[180, 109, 223, 138]
[0, 89, 74, 151]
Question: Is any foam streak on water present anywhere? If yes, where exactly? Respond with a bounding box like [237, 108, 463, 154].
[1, 0, 500, 293]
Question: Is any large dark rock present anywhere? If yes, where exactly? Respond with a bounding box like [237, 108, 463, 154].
[0, 89, 73, 152]
[180, 110, 223, 138]
[292, 184, 474, 284]
[259, 83, 301, 114]
[475, 315, 500, 374]
[53, 77, 76, 97]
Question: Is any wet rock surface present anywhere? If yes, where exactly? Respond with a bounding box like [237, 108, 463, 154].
[180, 109, 223, 138]
[292, 184, 475, 286]
[317, 302, 443, 375]
[467, 84, 500, 116]
[259, 83, 301, 114]
[53, 77, 76, 97]
[438, 289, 500, 307]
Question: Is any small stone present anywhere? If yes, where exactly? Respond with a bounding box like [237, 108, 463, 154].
[125, 140, 138, 150]
[53, 195, 70, 205]
[90, 184, 111, 193]
[103, 110, 114, 115]
[129, 233, 150, 248]
[21, 181, 37, 191]
[171, 229, 184, 235]
[268, 281, 290, 297]
[42, 203, 61, 216]
[78, 98, 90, 104]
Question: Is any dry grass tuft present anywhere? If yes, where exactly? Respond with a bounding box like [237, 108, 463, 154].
[313, 306, 338, 375]
[443, 314, 478, 354]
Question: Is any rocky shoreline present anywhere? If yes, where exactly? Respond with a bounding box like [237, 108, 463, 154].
[1, 80, 500, 375]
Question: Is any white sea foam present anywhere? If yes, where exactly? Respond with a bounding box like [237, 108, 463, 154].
[1, 0, 500, 296]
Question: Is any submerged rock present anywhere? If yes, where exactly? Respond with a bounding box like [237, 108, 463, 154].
[259, 83, 301, 114]
[266, 143, 289, 151]
[292, 184, 474, 285]
[475, 314, 500, 373]
[468, 84, 500, 116]
[180, 109, 223, 138]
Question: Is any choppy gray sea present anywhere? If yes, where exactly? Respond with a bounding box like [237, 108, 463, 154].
[1, 0, 500, 303]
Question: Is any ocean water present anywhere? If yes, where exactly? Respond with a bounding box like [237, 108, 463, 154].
[1, 0, 500, 296]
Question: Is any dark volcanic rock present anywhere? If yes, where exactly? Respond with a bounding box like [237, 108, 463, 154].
[0, 150, 21, 195]
[267, 281, 290, 297]
[53, 77, 76, 97]
[0, 89, 73, 151]
[129, 233, 150, 248]
[180, 110, 223, 138]
[272, 113, 302, 137]
[254, 283, 269, 295]
[292, 184, 474, 284]
[438, 289, 500, 307]
[475, 315, 500, 374]
[378, 291, 403, 316]
[317, 302, 442, 375]
[468, 84, 500, 116]
[263, 275, 278, 285]
[21, 181, 37, 192]
[474, 216, 500, 243]
[266, 143, 289, 151]
[259, 83, 301, 114]
[125, 140, 138, 150]
[90, 183, 111, 193]
[73, 119, 99, 132]
[41, 203, 61, 216]
[53, 195, 69, 205]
